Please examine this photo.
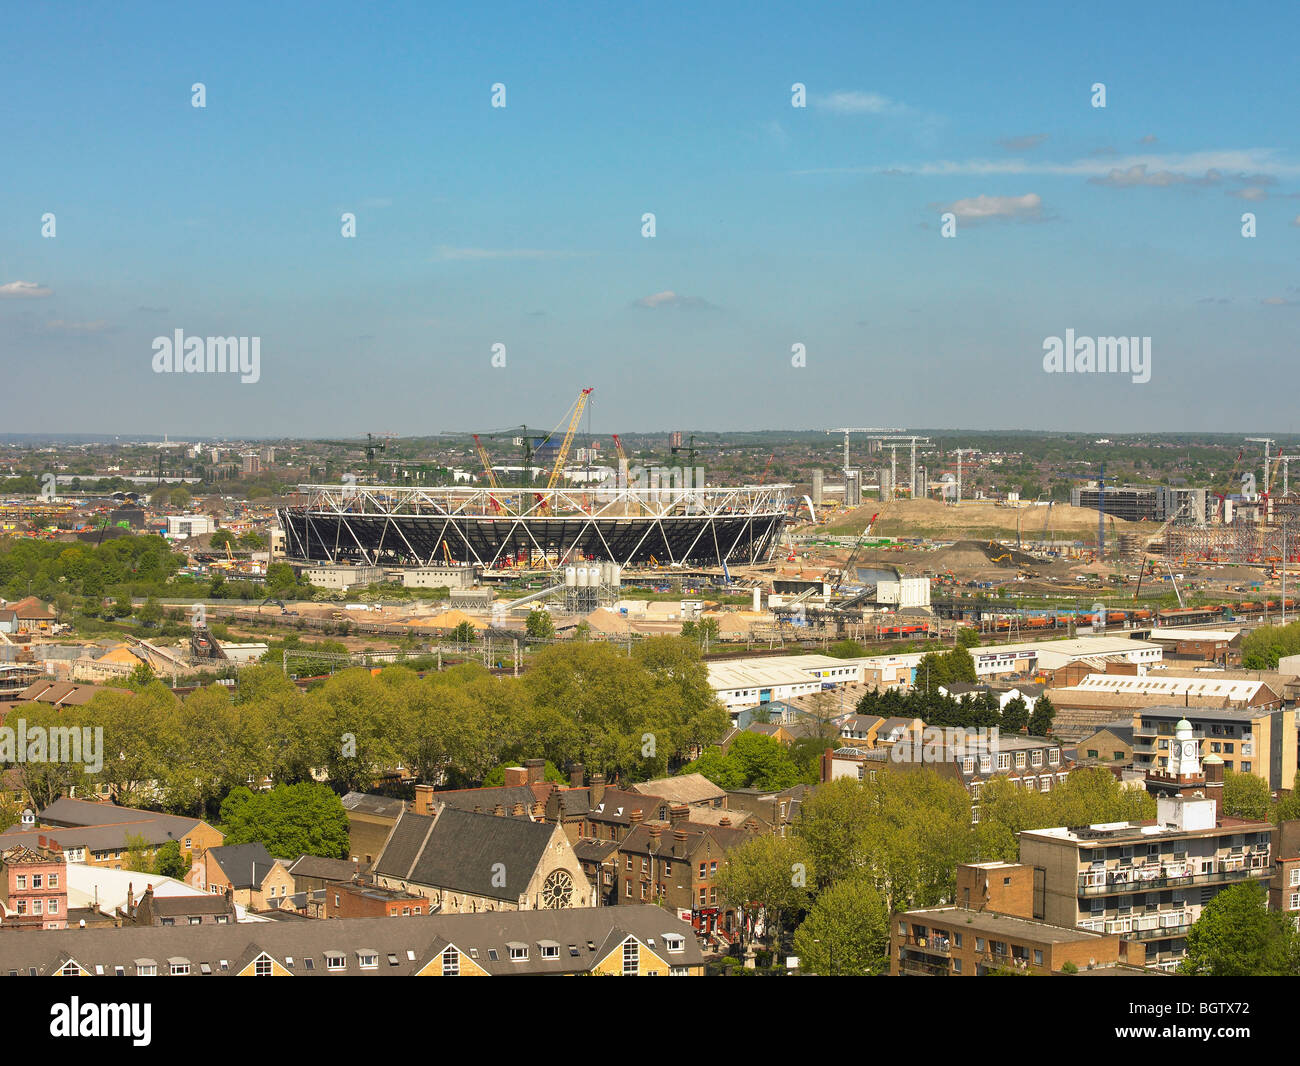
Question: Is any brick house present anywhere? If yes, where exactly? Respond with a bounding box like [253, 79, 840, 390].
[0, 842, 68, 930]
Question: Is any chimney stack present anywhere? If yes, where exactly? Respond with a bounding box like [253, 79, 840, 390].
[524, 758, 546, 785]
[669, 804, 689, 827]
[503, 767, 528, 788]
[629, 809, 643, 826]
[673, 829, 688, 859]
[414, 783, 438, 815]
[719, 816, 732, 828]
[648, 824, 662, 842]
[569, 762, 585, 789]
[590, 773, 606, 808]
[493, 803, 505, 817]
[512, 802, 526, 817]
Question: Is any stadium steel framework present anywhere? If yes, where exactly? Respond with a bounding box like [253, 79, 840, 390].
[278, 482, 793, 569]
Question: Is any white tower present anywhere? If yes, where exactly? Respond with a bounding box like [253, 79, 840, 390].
[1166, 717, 1201, 778]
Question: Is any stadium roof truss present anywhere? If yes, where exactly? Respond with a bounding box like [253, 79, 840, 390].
[277, 483, 793, 570]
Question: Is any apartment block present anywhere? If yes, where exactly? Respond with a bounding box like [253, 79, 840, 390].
[1129, 705, 1295, 790]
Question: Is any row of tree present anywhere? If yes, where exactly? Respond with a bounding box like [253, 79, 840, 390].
[4, 638, 729, 820]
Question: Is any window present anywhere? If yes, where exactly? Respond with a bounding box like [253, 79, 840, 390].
[509, 944, 528, 962]
[170, 961, 190, 975]
[32, 875, 42, 889]
[60, 961, 81, 976]
[625, 855, 632, 871]
[997, 753, 1010, 770]
[954, 932, 962, 948]
[32, 900, 42, 915]
[254, 956, 272, 977]
[1033, 949, 1043, 966]
[540, 943, 560, 959]
[699, 862, 707, 878]
[442, 949, 459, 976]
[710, 861, 718, 876]
[976, 938, 985, 952]
[47, 899, 58, 915]
[1291, 893, 1300, 911]
[1014, 752, 1026, 769]
[1290, 868, 1300, 888]
[626, 880, 633, 897]
[48, 874, 58, 888]
[15, 876, 25, 890]
[358, 953, 378, 970]
[952, 958, 962, 973]
[623, 940, 639, 976]
[663, 934, 685, 953]
[1048, 750, 1060, 766]
[1031, 750, 1043, 767]
[325, 953, 346, 971]
[137, 962, 158, 976]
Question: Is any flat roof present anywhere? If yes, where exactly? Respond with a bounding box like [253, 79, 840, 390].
[902, 907, 1107, 945]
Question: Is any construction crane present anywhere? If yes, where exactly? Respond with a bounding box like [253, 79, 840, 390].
[319, 433, 388, 467]
[670, 433, 714, 464]
[1246, 438, 1277, 496]
[546, 387, 594, 491]
[472, 434, 503, 514]
[826, 428, 902, 479]
[1133, 503, 1188, 601]
[611, 434, 630, 487]
[831, 513, 880, 596]
[758, 453, 775, 485]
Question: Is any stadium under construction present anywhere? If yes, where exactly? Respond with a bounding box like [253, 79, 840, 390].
[277, 482, 794, 570]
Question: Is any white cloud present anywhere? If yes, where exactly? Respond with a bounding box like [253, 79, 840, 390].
[0, 281, 53, 298]
[944, 193, 1043, 221]
[797, 149, 1300, 181]
[1229, 186, 1269, 201]
[817, 90, 909, 116]
[632, 290, 717, 311]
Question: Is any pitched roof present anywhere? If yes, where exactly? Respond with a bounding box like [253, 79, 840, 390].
[207, 843, 278, 889]
[0, 906, 703, 976]
[629, 773, 726, 805]
[374, 808, 557, 902]
[340, 792, 406, 818]
[288, 855, 364, 882]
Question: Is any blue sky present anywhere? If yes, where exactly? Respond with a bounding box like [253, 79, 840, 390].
[2, 1, 1298, 438]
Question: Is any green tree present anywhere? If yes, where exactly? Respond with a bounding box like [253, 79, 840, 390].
[113, 592, 134, 620]
[956, 626, 981, 648]
[1027, 694, 1057, 737]
[219, 782, 350, 860]
[714, 834, 811, 951]
[122, 832, 154, 873]
[450, 620, 477, 644]
[1001, 695, 1030, 735]
[1181, 882, 1300, 976]
[525, 609, 556, 639]
[793, 876, 890, 975]
[153, 839, 191, 879]
[137, 596, 164, 627]
[210, 529, 237, 550]
[1222, 769, 1271, 820]
[126, 662, 157, 689]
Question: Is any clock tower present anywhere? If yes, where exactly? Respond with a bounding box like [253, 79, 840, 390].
[1145, 716, 1211, 803]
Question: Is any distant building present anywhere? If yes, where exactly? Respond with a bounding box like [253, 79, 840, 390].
[0, 843, 68, 930]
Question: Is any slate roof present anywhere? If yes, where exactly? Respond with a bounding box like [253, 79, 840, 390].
[374, 807, 556, 902]
[288, 855, 364, 882]
[207, 843, 278, 889]
[0, 906, 704, 976]
[341, 792, 406, 818]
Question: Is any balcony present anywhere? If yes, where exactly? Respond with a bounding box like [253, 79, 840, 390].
[901, 933, 952, 955]
[1078, 858, 1271, 896]
[897, 954, 951, 976]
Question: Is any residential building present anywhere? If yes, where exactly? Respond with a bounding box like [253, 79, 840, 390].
[613, 806, 752, 943]
[1129, 705, 1295, 790]
[324, 880, 428, 919]
[187, 843, 294, 911]
[0, 905, 705, 976]
[0, 843, 68, 930]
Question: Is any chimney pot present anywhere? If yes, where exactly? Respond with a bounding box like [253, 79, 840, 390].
[493, 803, 505, 817]
[629, 809, 643, 825]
